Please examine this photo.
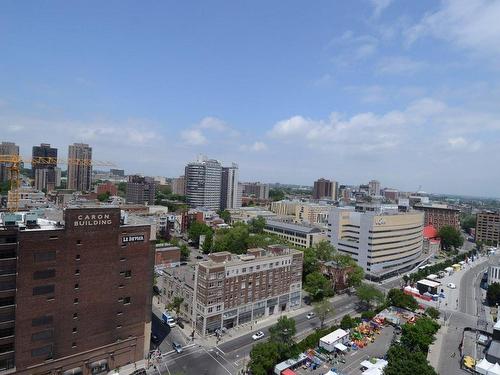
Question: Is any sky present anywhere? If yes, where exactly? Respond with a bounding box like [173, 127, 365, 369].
[1, 0, 500, 197]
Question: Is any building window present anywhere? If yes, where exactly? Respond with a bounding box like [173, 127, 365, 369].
[117, 311, 123, 316]
[32, 329, 54, 342]
[120, 257, 126, 262]
[75, 254, 81, 261]
[49, 235, 58, 240]
[116, 325, 122, 329]
[73, 313, 78, 319]
[72, 327, 77, 333]
[74, 298, 79, 304]
[33, 285, 55, 296]
[74, 283, 79, 290]
[123, 297, 131, 305]
[72, 342, 77, 348]
[32, 315, 53, 327]
[118, 284, 124, 288]
[75, 269, 80, 276]
[33, 269, 56, 280]
[31, 344, 52, 358]
[76, 240, 82, 245]
[34, 251, 56, 263]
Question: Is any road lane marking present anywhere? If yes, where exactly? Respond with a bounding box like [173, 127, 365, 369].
[204, 348, 232, 375]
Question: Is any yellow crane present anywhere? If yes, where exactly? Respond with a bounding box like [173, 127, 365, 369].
[0, 155, 115, 212]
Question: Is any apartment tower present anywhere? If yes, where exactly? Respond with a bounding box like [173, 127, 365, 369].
[0, 142, 19, 183]
[221, 163, 240, 210]
[32, 143, 58, 192]
[185, 157, 222, 210]
[312, 178, 338, 200]
[67, 143, 92, 191]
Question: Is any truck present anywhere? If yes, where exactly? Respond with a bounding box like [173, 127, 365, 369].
[162, 312, 176, 327]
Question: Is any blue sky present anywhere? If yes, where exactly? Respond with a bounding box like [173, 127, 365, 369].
[1, 0, 500, 196]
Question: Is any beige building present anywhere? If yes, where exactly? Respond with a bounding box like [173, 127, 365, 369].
[295, 203, 330, 226]
[270, 200, 300, 216]
[228, 207, 277, 224]
[161, 246, 303, 336]
[264, 220, 327, 248]
[328, 207, 425, 280]
[476, 211, 500, 245]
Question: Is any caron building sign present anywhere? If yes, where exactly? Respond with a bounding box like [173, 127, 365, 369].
[73, 213, 113, 227]
[122, 234, 145, 243]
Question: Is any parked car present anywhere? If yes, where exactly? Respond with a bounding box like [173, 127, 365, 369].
[196, 255, 204, 259]
[306, 312, 315, 319]
[252, 331, 265, 340]
[177, 320, 185, 329]
[172, 342, 183, 353]
[447, 282, 456, 289]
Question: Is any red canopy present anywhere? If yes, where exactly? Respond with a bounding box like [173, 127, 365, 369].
[281, 369, 297, 375]
[423, 225, 438, 239]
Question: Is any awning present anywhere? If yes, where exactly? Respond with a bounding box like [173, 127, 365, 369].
[90, 359, 108, 368]
[334, 343, 347, 352]
[281, 370, 297, 375]
[62, 368, 83, 375]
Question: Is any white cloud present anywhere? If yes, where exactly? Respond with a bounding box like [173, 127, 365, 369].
[406, 0, 500, 59]
[369, 0, 393, 18]
[447, 136, 482, 151]
[376, 56, 427, 75]
[249, 142, 267, 152]
[327, 32, 379, 66]
[180, 129, 207, 145]
[180, 116, 239, 146]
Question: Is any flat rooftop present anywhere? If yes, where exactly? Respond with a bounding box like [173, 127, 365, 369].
[265, 219, 323, 234]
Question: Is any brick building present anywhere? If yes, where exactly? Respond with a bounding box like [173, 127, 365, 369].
[155, 243, 181, 268]
[0, 207, 154, 374]
[95, 181, 118, 197]
[414, 203, 460, 231]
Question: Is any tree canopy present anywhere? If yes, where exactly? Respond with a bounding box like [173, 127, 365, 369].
[400, 317, 440, 353]
[356, 283, 384, 310]
[313, 300, 334, 329]
[386, 289, 419, 311]
[487, 282, 500, 306]
[304, 272, 333, 301]
[384, 344, 438, 375]
[187, 222, 213, 247]
[248, 216, 266, 234]
[217, 209, 231, 223]
[461, 214, 476, 233]
[438, 225, 463, 251]
[249, 341, 280, 375]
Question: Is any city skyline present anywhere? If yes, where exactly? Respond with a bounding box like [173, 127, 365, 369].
[1, 1, 500, 197]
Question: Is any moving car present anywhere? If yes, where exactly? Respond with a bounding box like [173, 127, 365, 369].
[252, 331, 265, 340]
[306, 312, 315, 319]
[172, 342, 183, 353]
[447, 282, 456, 289]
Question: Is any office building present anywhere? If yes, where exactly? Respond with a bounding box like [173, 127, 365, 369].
[126, 175, 156, 205]
[241, 182, 270, 200]
[0, 141, 19, 183]
[95, 181, 118, 197]
[7, 187, 48, 210]
[382, 189, 399, 202]
[228, 207, 277, 224]
[67, 143, 92, 192]
[295, 203, 330, 226]
[171, 176, 186, 196]
[110, 169, 125, 177]
[32, 143, 58, 192]
[313, 178, 338, 200]
[160, 246, 303, 336]
[328, 207, 425, 280]
[476, 211, 500, 245]
[264, 220, 327, 248]
[221, 163, 240, 210]
[368, 180, 381, 197]
[0, 207, 154, 374]
[185, 157, 222, 210]
[270, 200, 300, 217]
[413, 203, 460, 231]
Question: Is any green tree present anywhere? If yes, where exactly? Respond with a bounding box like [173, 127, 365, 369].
[461, 214, 476, 233]
[425, 307, 440, 320]
[167, 296, 184, 318]
[340, 314, 354, 329]
[212, 224, 249, 254]
[401, 317, 440, 353]
[269, 188, 286, 201]
[314, 241, 336, 261]
[249, 341, 280, 375]
[0, 181, 11, 194]
[302, 248, 320, 280]
[386, 289, 419, 311]
[180, 244, 190, 260]
[97, 191, 111, 202]
[313, 300, 333, 329]
[249, 216, 266, 234]
[187, 222, 212, 247]
[117, 182, 126, 197]
[438, 225, 464, 251]
[217, 210, 231, 223]
[384, 344, 438, 375]
[487, 282, 500, 306]
[304, 272, 333, 301]
[201, 232, 213, 254]
[356, 283, 384, 310]
[269, 316, 297, 358]
[333, 253, 364, 287]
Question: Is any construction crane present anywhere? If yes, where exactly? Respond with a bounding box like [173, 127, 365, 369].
[0, 155, 116, 212]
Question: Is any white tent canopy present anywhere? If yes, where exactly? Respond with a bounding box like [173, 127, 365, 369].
[488, 363, 500, 375]
[476, 358, 493, 375]
[334, 343, 348, 352]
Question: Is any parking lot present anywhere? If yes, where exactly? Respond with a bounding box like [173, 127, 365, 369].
[293, 325, 395, 375]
